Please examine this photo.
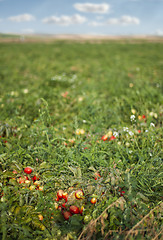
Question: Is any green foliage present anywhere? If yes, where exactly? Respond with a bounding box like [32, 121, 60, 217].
[0, 40, 162, 239]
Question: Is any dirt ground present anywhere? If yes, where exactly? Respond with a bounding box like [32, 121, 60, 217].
[0, 34, 163, 43]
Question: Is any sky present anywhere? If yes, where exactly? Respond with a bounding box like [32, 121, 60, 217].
[0, 0, 163, 35]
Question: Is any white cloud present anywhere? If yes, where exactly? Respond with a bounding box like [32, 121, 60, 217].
[22, 28, 34, 34]
[96, 16, 104, 20]
[155, 29, 163, 36]
[107, 18, 119, 25]
[74, 3, 110, 14]
[107, 15, 140, 25]
[88, 21, 104, 26]
[8, 14, 35, 22]
[88, 15, 140, 27]
[42, 14, 87, 25]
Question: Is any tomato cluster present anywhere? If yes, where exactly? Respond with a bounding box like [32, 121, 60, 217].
[54, 188, 99, 221]
[12, 167, 43, 191]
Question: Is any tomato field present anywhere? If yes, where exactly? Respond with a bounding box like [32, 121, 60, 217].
[0, 38, 162, 240]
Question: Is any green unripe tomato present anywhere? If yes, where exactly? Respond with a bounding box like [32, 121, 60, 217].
[84, 215, 92, 224]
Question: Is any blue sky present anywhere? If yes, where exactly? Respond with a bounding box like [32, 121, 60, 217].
[0, 0, 163, 35]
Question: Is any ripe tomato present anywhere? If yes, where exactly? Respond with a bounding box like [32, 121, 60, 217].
[18, 176, 28, 184]
[75, 190, 84, 199]
[38, 186, 44, 191]
[69, 205, 80, 214]
[63, 211, 72, 220]
[101, 135, 108, 141]
[90, 197, 97, 204]
[62, 192, 68, 199]
[24, 167, 32, 174]
[32, 175, 39, 182]
[109, 136, 116, 141]
[57, 190, 64, 199]
[62, 203, 67, 209]
[38, 214, 43, 221]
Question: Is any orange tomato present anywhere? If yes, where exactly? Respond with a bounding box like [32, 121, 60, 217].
[90, 197, 97, 204]
[38, 214, 43, 221]
[75, 190, 84, 199]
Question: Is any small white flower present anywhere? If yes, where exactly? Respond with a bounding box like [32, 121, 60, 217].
[129, 150, 133, 154]
[113, 131, 119, 137]
[150, 122, 155, 127]
[130, 115, 136, 121]
[149, 153, 152, 156]
[63, 127, 66, 131]
[123, 127, 129, 132]
[145, 130, 148, 132]
[128, 131, 134, 136]
[23, 89, 29, 94]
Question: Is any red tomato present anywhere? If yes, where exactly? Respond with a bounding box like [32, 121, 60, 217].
[62, 192, 68, 202]
[18, 176, 29, 184]
[24, 167, 32, 174]
[57, 190, 64, 199]
[142, 115, 146, 119]
[18, 177, 25, 184]
[13, 170, 18, 174]
[101, 135, 108, 141]
[32, 175, 39, 182]
[109, 136, 116, 141]
[69, 205, 80, 214]
[62, 192, 68, 199]
[75, 190, 84, 199]
[63, 211, 72, 220]
[62, 203, 67, 209]
[120, 191, 125, 196]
